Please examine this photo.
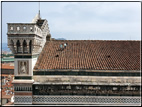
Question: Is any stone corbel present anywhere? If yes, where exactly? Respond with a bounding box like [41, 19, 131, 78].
[13, 39, 17, 46]
[8, 39, 11, 46]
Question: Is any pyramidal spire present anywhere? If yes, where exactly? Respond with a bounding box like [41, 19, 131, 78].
[31, 1, 41, 23]
[38, 1, 41, 18]
[38, 10, 40, 18]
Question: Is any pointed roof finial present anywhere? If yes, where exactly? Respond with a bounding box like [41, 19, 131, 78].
[39, 1, 40, 17]
[31, 1, 41, 23]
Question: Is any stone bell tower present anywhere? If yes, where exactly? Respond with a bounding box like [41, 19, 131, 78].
[7, 12, 51, 104]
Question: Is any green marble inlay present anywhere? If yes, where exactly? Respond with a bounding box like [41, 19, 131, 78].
[33, 71, 140, 76]
[15, 76, 32, 79]
[15, 55, 38, 58]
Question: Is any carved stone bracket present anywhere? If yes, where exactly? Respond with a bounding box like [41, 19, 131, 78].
[13, 39, 17, 45]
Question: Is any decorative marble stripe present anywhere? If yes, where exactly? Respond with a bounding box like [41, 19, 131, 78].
[33, 96, 141, 104]
[14, 96, 32, 104]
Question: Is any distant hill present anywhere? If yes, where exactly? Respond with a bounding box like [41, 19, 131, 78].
[55, 38, 66, 40]
[2, 43, 11, 52]
[2, 39, 66, 52]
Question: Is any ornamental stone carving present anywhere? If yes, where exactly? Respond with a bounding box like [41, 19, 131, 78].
[18, 61, 29, 75]
[7, 21, 50, 55]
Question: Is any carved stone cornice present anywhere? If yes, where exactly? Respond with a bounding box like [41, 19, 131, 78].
[33, 76, 141, 86]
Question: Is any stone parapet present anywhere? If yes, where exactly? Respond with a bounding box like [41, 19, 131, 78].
[7, 23, 42, 37]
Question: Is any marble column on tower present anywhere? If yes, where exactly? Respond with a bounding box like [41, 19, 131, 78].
[20, 39, 24, 53]
[13, 39, 17, 53]
[26, 40, 30, 54]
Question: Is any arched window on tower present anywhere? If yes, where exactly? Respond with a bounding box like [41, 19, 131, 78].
[23, 40, 27, 53]
[29, 40, 32, 53]
[17, 40, 20, 53]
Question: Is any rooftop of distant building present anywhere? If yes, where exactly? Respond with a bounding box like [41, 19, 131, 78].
[1, 63, 14, 69]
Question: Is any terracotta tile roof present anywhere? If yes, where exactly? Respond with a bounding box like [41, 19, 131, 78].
[2, 74, 14, 96]
[2, 82, 13, 88]
[2, 94, 13, 99]
[1, 74, 14, 77]
[2, 91, 13, 99]
[34, 40, 140, 71]
[1, 63, 14, 69]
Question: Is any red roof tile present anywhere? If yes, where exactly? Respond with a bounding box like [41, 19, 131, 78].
[1, 74, 14, 77]
[2, 95, 13, 99]
[1, 63, 14, 69]
[34, 40, 140, 71]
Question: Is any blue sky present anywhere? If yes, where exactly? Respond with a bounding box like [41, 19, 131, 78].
[2, 2, 141, 43]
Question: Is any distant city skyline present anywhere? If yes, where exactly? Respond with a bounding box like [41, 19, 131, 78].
[2, 1, 141, 43]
